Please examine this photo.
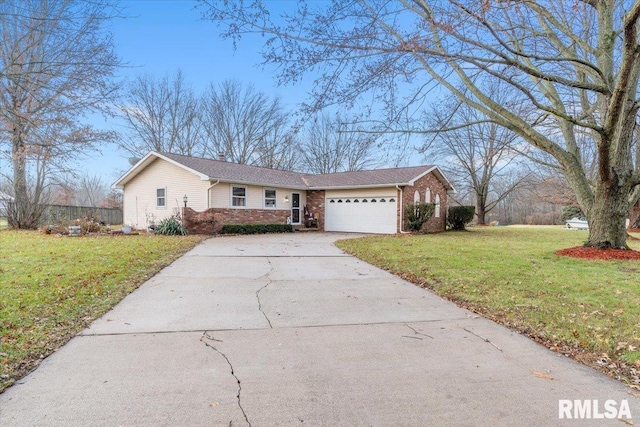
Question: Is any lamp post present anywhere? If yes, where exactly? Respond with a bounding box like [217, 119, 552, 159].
[183, 194, 188, 208]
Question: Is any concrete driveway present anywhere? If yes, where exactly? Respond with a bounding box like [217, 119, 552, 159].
[1, 233, 637, 426]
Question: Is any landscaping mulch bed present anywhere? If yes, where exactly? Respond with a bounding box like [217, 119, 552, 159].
[556, 246, 640, 260]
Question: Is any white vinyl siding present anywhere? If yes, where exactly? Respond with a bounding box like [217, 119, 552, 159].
[122, 158, 210, 228]
[210, 183, 303, 210]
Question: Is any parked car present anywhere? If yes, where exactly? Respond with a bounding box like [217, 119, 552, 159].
[566, 217, 588, 230]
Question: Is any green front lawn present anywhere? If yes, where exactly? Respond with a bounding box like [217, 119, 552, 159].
[336, 226, 640, 387]
[0, 230, 207, 391]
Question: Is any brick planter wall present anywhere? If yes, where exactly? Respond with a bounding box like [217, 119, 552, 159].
[182, 207, 289, 234]
[305, 190, 325, 231]
[401, 172, 448, 233]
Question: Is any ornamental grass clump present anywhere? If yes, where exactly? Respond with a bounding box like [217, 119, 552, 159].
[154, 215, 187, 235]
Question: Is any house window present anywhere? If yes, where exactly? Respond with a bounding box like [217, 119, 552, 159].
[264, 189, 276, 208]
[156, 188, 166, 208]
[435, 194, 441, 217]
[425, 188, 431, 203]
[232, 186, 246, 207]
[414, 190, 420, 203]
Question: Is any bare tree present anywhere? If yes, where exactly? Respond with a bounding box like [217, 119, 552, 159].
[424, 98, 527, 224]
[120, 69, 204, 157]
[0, 0, 121, 228]
[301, 113, 379, 174]
[202, 0, 640, 249]
[75, 174, 110, 207]
[200, 80, 295, 168]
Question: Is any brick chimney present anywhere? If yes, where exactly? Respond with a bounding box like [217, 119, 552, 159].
[217, 152, 226, 162]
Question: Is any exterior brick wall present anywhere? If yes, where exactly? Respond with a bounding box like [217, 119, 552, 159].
[305, 190, 325, 231]
[401, 172, 448, 233]
[182, 207, 289, 234]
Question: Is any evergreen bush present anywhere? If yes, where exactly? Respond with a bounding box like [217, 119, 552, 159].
[404, 202, 435, 232]
[447, 206, 475, 230]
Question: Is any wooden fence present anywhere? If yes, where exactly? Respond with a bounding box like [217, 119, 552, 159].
[43, 204, 123, 225]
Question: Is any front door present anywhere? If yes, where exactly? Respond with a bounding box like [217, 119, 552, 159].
[291, 192, 301, 224]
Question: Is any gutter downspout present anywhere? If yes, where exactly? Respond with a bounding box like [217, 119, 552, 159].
[207, 180, 220, 208]
[396, 185, 411, 234]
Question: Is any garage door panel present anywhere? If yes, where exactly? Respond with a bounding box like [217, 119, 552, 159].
[325, 197, 397, 234]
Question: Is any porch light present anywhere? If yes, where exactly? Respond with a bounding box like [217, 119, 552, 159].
[284, 195, 289, 203]
[183, 194, 188, 207]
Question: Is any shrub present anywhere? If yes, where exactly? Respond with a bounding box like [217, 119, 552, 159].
[220, 224, 295, 235]
[155, 215, 187, 235]
[405, 202, 436, 232]
[447, 206, 475, 230]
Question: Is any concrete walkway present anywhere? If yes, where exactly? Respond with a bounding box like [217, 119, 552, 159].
[1, 233, 637, 426]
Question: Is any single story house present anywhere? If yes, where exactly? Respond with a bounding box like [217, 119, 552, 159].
[112, 151, 454, 234]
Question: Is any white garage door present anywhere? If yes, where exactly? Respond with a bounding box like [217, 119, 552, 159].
[325, 196, 397, 234]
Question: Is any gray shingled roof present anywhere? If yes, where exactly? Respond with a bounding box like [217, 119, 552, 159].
[116, 152, 450, 190]
[161, 152, 308, 188]
[304, 166, 437, 188]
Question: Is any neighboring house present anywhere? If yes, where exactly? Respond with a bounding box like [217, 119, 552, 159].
[112, 151, 454, 234]
[0, 192, 14, 217]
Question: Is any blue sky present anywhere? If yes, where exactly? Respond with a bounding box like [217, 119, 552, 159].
[84, 0, 313, 182]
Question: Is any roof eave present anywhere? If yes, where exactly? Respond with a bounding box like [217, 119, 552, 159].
[214, 178, 307, 190]
[307, 183, 408, 190]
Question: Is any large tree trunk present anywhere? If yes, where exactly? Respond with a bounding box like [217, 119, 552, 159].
[10, 124, 42, 229]
[475, 200, 487, 225]
[585, 179, 631, 250]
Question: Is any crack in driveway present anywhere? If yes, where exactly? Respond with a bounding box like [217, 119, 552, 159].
[200, 331, 251, 427]
[256, 258, 274, 329]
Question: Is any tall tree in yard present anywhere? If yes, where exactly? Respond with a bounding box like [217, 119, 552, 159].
[200, 80, 296, 169]
[0, 0, 121, 228]
[120, 70, 205, 158]
[423, 98, 526, 225]
[202, 0, 640, 249]
[301, 113, 379, 174]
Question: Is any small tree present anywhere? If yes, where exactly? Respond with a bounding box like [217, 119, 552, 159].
[561, 206, 585, 222]
[405, 202, 435, 233]
[447, 206, 476, 231]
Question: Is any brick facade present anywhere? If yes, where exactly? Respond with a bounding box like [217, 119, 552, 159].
[182, 172, 449, 235]
[182, 207, 289, 234]
[401, 172, 448, 233]
[305, 190, 325, 231]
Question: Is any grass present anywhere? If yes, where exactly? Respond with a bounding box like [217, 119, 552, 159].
[0, 230, 207, 392]
[336, 226, 640, 388]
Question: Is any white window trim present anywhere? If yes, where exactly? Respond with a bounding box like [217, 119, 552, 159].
[264, 188, 277, 209]
[156, 187, 167, 209]
[231, 185, 247, 208]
